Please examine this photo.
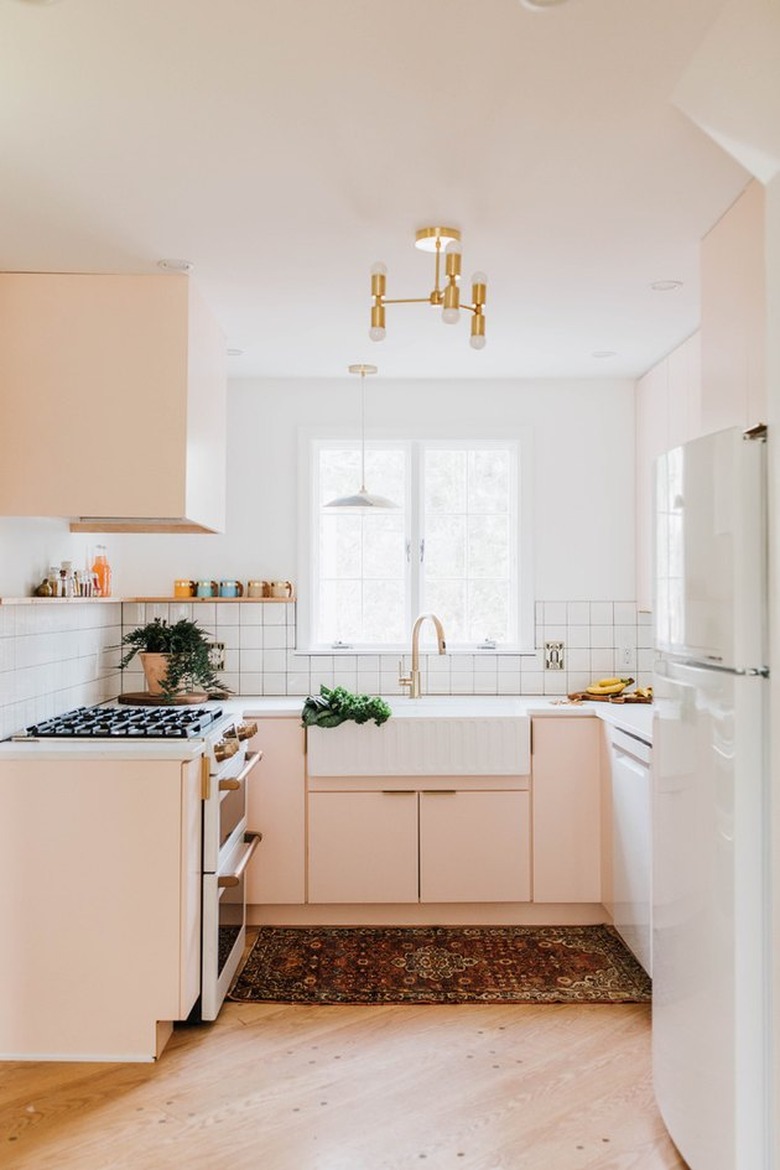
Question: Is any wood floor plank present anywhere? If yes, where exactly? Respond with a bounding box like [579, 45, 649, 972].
[0, 1000, 687, 1169]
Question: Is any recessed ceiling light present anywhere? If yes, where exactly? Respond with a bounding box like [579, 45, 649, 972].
[226, 348, 244, 357]
[157, 258, 193, 273]
[14, 1, 63, 5]
[519, 0, 571, 9]
[650, 280, 683, 292]
[592, 350, 618, 359]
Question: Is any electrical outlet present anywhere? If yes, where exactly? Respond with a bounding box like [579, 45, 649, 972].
[209, 641, 226, 671]
[618, 645, 634, 669]
[545, 641, 565, 670]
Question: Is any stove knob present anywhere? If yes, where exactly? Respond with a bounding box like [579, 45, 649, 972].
[236, 721, 258, 741]
[214, 739, 239, 762]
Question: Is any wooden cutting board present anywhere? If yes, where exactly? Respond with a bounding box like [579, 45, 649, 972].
[568, 691, 652, 704]
[118, 691, 210, 706]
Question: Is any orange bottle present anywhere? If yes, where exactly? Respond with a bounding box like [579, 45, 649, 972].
[91, 545, 112, 597]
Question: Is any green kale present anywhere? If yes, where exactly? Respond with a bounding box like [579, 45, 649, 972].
[301, 685, 392, 729]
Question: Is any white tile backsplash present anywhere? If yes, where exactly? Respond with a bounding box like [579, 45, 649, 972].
[0, 598, 656, 738]
[0, 602, 122, 739]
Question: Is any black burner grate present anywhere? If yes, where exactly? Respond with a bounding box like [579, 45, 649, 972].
[22, 705, 224, 739]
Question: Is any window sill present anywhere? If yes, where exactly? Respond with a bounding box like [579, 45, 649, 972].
[294, 646, 538, 658]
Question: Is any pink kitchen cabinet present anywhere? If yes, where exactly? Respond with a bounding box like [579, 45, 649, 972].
[0, 273, 226, 533]
[531, 717, 602, 903]
[245, 718, 306, 906]
[419, 790, 531, 903]
[307, 775, 532, 907]
[700, 179, 766, 436]
[308, 790, 419, 904]
[0, 756, 202, 1061]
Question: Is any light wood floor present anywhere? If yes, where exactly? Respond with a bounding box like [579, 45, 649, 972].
[1, 997, 687, 1170]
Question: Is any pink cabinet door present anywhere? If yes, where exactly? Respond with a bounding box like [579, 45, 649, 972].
[419, 790, 531, 904]
[308, 791, 418, 904]
[245, 719, 306, 905]
[531, 717, 601, 903]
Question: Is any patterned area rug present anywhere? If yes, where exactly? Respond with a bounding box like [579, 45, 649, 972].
[228, 924, 651, 1005]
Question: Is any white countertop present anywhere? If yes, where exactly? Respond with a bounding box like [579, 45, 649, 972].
[235, 694, 653, 742]
[0, 695, 653, 758]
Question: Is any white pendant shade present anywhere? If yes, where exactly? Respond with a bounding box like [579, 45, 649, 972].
[325, 365, 398, 510]
[325, 486, 398, 510]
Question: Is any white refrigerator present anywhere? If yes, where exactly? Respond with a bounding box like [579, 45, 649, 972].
[652, 424, 771, 1170]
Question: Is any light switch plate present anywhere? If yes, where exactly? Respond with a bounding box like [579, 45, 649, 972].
[545, 640, 565, 670]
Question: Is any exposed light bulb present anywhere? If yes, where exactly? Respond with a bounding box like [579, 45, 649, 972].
[445, 240, 462, 255]
[471, 271, 488, 286]
[442, 307, 460, 325]
[470, 333, 486, 350]
[369, 326, 386, 342]
[370, 261, 387, 276]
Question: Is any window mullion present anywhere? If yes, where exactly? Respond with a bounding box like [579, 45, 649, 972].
[410, 440, 423, 620]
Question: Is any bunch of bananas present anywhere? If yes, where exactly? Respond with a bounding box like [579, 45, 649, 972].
[585, 676, 634, 696]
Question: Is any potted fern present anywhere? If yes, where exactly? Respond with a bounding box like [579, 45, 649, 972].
[119, 617, 229, 700]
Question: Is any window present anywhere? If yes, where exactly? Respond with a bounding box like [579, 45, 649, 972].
[301, 435, 532, 652]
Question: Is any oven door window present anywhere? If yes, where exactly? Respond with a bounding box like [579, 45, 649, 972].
[217, 878, 245, 979]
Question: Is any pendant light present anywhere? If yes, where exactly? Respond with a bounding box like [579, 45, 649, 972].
[324, 364, 398, 509]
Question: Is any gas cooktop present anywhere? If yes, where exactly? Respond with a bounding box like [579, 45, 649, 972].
[16, 704, 225, 740]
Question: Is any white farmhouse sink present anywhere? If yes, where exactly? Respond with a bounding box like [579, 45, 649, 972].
[306, 696, 530, 777]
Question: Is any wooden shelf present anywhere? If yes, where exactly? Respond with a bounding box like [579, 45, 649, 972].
[0, 596, 295, 605]
[0, 596, 120, 605]
[126, 596, 296, 604]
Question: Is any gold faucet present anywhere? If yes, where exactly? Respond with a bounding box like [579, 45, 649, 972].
[398, 613, 447, 698]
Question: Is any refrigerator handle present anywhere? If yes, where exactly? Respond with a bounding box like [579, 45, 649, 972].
[743, 422, 767, 441]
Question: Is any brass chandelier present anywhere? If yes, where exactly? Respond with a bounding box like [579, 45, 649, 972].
[369, 226, 487, 350]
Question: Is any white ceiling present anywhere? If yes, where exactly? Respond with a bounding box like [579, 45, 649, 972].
[0, 0, 750, 380]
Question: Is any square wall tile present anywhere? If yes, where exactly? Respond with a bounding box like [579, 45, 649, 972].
[590, 602, 614, 625]
[262, 626, 287, 650]
[614, 602, 636, 625]
[240, 605, 264, 626]
[215, 603, 240, 627]
[566, 626, 590, 650]
[566, 602, 590, 625]
[543, 602, 567, 625]
[262, 605, 285, 626]
[521, 669, 547, 692]
[590, 627, 614, 650]
[239, 625, 263, 650]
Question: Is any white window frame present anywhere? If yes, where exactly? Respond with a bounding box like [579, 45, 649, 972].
[297, 426, 535, 655]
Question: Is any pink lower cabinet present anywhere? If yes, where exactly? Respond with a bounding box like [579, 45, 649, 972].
[0, 757, 202, 1061]
[308, 791, 419, 903]
[531, 717, 602, 903]
[245, 719, 306, 906]
[419, 790, 531, 903]
[307, 782, 531, 905]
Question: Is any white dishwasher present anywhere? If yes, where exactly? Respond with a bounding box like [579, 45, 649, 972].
[607, 725, 652, 975]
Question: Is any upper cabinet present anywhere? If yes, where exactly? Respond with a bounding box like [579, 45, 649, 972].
[700, 180, 766, 434]
[0, 273, 226, 533]
[635, 332, 701, 612]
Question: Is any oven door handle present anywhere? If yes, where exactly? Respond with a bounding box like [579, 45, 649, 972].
[218, 749, 264, 791]
[217, 831, 263, 887]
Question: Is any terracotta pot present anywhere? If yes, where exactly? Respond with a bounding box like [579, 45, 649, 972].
[139, 652, 171, 695]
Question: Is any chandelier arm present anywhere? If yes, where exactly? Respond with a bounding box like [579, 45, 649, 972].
[382, 296, 435, 306]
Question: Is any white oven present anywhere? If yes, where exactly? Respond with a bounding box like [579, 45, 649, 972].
[200, 728, 263, 1020]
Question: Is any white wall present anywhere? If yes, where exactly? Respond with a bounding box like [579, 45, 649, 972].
[95, 376, 636, 601]
[0, 518, 91, 598]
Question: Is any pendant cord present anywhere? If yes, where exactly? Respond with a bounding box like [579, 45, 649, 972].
[360, 370, 366, 492]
